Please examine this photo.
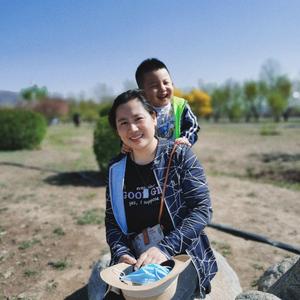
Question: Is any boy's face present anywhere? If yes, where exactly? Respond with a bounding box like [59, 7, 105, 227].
[142, 68, 174, 107]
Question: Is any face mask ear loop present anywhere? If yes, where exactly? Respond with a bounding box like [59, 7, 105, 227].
[112, 267, 125, 279]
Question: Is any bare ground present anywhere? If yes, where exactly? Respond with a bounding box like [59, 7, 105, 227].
[0, 122, 299, 299]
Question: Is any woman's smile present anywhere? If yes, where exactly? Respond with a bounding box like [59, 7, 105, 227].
[116, 98, 157, 153]
[130, 134, 143, 142]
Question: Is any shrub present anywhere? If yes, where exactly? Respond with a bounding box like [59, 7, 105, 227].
[99, 102, 112, 117]
[93, 116, 120, 174]
[0, 108, 47, 150]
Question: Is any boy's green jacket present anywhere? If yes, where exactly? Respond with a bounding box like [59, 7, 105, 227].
[172, 96, 200, 144]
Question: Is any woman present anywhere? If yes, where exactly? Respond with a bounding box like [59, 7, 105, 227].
[88, 89, 217, 299]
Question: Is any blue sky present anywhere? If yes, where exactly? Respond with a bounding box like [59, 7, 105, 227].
[1, 0, 300, 98]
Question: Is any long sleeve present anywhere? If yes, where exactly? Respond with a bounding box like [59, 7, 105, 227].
[180, 103, 200, 145]
[157, 146, 212, 257]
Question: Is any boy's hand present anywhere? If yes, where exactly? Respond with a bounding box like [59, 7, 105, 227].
[135, 247, 168, 269]
[121, 143, 132, 154]
[175, 137, 191, 147]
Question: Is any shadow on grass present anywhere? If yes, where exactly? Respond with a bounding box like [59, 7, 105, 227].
[0, 162, 105, 187]
[44, 171, 106, 187]
[64, 284, 88, 300]
[0, 161, 59, 173]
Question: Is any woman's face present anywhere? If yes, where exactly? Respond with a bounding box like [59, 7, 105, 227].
[116, 98, 157, 151]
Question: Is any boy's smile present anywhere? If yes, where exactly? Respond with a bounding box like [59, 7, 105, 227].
[142, 68, 174, 108]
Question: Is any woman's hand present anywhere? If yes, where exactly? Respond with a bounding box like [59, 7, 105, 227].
[119, 254, 137, 265]
[135, 247, 168, 269]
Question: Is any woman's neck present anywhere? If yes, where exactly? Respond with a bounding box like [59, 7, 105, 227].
[131, 139, 158, 165]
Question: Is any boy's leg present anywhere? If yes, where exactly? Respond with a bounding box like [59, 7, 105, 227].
[88, 261, 125, 300]
[88, 261, 108, 300]
[171, 262, 199, 300]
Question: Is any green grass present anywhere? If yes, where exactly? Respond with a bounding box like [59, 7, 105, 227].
[18, 238, 40, 250]
[44, 123, 95, 146]
[246, 192, 257, 198]
[53, 227, 65, 236]
[76, 208, 104, 225]
[48, 259, 69, 270]
[45, 124, 86, 147]
[24, 269, 38, 277]
[259, 123, 280, 136]
[43, 123, 98, 172]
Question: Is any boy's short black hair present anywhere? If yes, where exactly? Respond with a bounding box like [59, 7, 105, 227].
[135, 58, 170, 88]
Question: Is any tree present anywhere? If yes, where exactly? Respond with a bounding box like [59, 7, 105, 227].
[173, 87, 184, 98]
[243, 81, 260, 122]
[267, 93, 286, 122]
[33, 97, 69, 122]
[227, 81, 243, 122]
[210, 86, 229, 122]
[69, 99, 102, 122]
[259, 60, 292, 121]
[21, 85, 48, 102]
[184, 89, 212, 119]
[272, 76, 292, 121]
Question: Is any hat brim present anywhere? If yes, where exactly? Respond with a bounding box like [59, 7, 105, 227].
[100, 254, 191, 299]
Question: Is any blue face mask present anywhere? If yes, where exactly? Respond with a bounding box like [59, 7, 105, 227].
[120, 264, 171, 285]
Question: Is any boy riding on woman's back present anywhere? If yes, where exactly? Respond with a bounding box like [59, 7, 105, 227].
[122, 58, 200, 153]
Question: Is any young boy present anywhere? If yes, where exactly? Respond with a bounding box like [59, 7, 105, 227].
[135, 58, 200, 146]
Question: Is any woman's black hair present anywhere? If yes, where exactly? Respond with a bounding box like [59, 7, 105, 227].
[108, 89, 156, 130]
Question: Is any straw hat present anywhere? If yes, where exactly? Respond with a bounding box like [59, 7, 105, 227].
[100, 254, 191, 300]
